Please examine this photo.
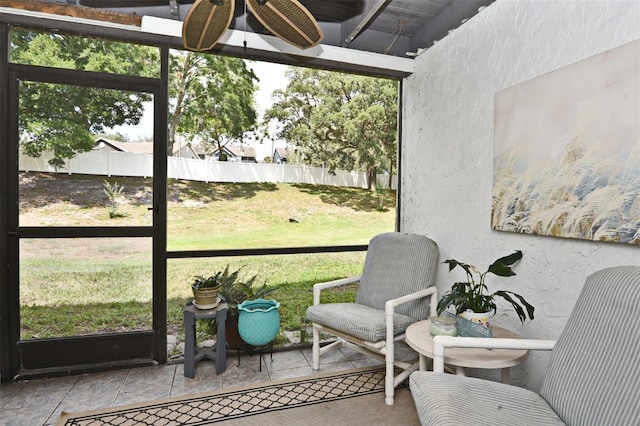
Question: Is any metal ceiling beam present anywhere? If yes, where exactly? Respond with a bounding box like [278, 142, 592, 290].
[343, 0, 389, 46]
[0, 8, 415, 77]
[139, 16, 414, 76]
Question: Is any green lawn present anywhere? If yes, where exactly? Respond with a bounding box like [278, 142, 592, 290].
[19, 173, 396, 349]
[166, 182, 393, 250]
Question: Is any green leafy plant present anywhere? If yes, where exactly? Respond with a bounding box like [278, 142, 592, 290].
[190, 272, 228, 290]
[103, 180, 125, 219]
[198, 265, 279, 342]
[436, 250, 534, 323]
[215, 265, 279, 316]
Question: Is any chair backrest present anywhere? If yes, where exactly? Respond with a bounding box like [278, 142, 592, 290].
[539, 266, 640, 425]
[356, 232, 439, 321]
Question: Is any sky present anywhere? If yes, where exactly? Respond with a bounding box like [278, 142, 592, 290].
[248, 60, 289, 116]
[245, 60, 290, 160]
[114, 60, 290, 160]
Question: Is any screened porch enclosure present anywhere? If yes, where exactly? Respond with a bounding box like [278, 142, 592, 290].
[0, 16, 401, 382]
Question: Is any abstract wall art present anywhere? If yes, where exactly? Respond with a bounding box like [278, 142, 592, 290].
[492, 40, 640, 245]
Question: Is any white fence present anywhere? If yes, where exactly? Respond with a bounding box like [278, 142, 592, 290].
[19, 150, 397, 190]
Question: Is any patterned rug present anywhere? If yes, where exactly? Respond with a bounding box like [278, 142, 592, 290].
[55, 367, 393, 425]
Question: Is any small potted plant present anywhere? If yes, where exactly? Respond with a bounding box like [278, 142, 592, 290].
[436, 250, 534, 326]
[190, 273, 225, 309]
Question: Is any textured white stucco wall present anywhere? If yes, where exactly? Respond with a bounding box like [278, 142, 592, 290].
[401, 0, 640, 390]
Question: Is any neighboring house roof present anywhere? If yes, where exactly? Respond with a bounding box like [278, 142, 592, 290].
[190, 143, 207, 157]
[274, 147, 289, 161]
[213, 145, 257, 160]
[228, 145, 256, 159]
[94, 137, 200, 157]
[94, 137, 153, 154]
[171, 139, 200, 158]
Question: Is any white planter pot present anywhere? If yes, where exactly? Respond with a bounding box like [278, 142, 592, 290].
[459, 310, 493, 327]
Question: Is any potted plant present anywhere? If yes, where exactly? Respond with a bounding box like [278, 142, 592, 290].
[215, 265, 279, 349]
[436, 250, 534, 326]
[191, 274, 224, 309]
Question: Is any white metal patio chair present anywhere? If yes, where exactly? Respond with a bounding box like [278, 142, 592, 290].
[410, 265, 640, 425]
[306, 232, 439, 405]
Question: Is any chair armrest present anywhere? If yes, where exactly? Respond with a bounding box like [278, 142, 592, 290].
[432, 335, 557, 373]
[385, 286, 438, 344]
[313, 275, 361, 305]
[385, 286, 437, 314]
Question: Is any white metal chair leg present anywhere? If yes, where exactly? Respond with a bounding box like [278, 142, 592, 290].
[385, 357, 395, 405]
[312, 324, 320, 370]
[385, 301, 395, 405]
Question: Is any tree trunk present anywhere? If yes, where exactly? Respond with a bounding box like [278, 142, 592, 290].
[167, 53, 193, 155]
[366, 166, 377, 191]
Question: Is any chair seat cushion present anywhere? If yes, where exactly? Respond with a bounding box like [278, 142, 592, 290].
[306, 303, 416, 342]
[409, 372, 566, 425]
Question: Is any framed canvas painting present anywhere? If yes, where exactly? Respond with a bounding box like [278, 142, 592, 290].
[492, 40, 639, 245]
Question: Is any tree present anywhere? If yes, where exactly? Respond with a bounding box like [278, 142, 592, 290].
[168, 51, 258, 158]
[264, 68, 398, 189]
[13, 30, 259, 167]
[11, 29, 159, 168]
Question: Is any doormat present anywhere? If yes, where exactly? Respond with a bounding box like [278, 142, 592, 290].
[55, 367, 390, 425]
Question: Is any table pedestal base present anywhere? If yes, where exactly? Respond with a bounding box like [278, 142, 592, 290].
[183, 302, 227, 378]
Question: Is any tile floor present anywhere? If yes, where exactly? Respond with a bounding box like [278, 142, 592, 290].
[0, 346, 383, 426]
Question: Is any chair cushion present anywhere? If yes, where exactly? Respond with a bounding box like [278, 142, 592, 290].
[356, 233, 439, 321]
[409, 372, 565, 426]
[539, 266, 640, 426]
[306, 303, 416, 342]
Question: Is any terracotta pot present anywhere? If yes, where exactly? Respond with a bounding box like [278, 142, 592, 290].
[225, 314, 251, 350]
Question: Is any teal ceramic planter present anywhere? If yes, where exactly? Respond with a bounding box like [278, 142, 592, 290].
[237, 299, 280, 347]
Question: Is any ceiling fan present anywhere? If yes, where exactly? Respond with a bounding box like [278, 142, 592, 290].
[182, 0, 323, 52]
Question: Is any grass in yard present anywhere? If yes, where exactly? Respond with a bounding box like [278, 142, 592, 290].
[167, 181, 394, 250]
[18, 173, 395, 348]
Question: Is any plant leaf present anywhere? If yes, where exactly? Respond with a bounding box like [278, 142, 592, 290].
[508, 291, 535, 320]
[443, 259, 474, 277]
[494, 290, 534, 323]
[487, 250, 522, 277]
[436, 292, 466, 316]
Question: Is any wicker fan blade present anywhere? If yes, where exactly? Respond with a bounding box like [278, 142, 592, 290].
[246, 0, 323, 50]
[182, 0, 235, 51]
